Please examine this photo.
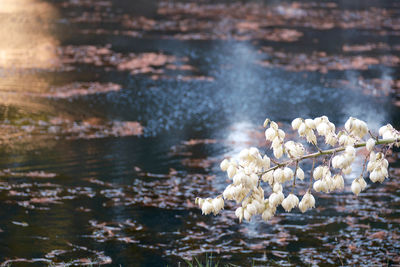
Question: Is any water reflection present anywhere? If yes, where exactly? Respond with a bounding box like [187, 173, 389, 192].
[0, 0, 60, 118]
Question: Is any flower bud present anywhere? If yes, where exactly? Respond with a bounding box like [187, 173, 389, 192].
[263, 118, 270, 128]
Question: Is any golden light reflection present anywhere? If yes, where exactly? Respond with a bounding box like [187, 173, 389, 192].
[0, 0, 60, 110]
[0, 0, 60, 69]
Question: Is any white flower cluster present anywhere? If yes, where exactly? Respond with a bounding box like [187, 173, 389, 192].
[351, 177, 367, 196]
[314, 116, 337, 146]
[196, 116, 399, 223]
[338, 117, 369, 146]
[292, 118, 317, 144]
[265, 121, 285, 158]
[299, 191, 316, 213]
[195, 197, 224, 215]
[379, 124, 400, 142]
[311, 164, 345, 193]
[332, 145, 356, 174]
[284, 141, 305, 159]
[367, 152, 388, 183]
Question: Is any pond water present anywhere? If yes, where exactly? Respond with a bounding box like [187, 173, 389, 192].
[0, 0, 399, 266]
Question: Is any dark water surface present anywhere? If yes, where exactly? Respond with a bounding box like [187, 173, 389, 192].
[0, 0, 400, 266]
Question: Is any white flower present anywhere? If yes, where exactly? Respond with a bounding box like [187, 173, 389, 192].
[313, 180, 328, 192]
[195, 197, 205, 208]
[332, 174, 344, 190]
[273, 168, 284, 183]
[325, 133, 337, 146]
[265, 127, 276, 141]
[220, 159, 230, 171]
[332, 155, 344, 169]
[211, 197, 224, 215]
[316, 122, 329, 136]
[345, 146, 356, 157]
[201, 199, 213, 215]
[262, 171, 273, 184]
[281, 193, 299, 212]
[345, 117, 368, 138]
[269, 191, 284, 207]
[366, 138, 376, 152]
[313, 166, 324, 180]
[262, 208, 274, 221]
[298, 123, 306, 136]
[246, 203, 257, 216]
[262, 155, 270, 170]
[273, 145, 283, 159]
[223, 185, 234, 200]
[379, 124, 393, 137]
[342, 166, 352, 175]
[283, 167, 294, 182]
[305, 119, 316, 129]
[227, 165, 237, 179]
[299, 192, 315, 213]
[358, 177, 367, 191]
[284, 141, 305, 158]
[296, 167, 305, 180]
[239, 148, 250, 160]
[291, 118, 303, 130]
[273, 182, 283, 193]
[232, 172, 244, 185]
[235, 207, 244, 223]
[247, 173, 259, 188]
[351, 179, 362, 196]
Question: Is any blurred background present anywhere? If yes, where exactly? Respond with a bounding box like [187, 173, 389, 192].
[0, 0, 399, 265]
